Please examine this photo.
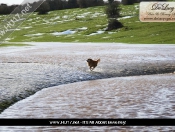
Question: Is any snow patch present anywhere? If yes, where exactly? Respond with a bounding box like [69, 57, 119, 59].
[51, 30, 76, 36]
[88, 31, 105, 36]
[108, 32, 115, 34]
[62, 15, 68, 19]
[103, 36, 110, 39]
[76, 15, 85, 19]
[77, 27, 88, 31]
[51, 16, 60, 21]
[21, 26, 32, 29]
[24, 33, 44, 37]
[118, 16, 133, 20]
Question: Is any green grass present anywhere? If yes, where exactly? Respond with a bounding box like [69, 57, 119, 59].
[0, 97, 18, 113]
[0, 90, 36, 113]
[1, 4, 175, 44]
[0, 43, 31, 47]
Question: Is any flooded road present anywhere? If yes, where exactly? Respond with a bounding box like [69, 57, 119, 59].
[0, 74, 175, 131]
[0, 43, 175, 131]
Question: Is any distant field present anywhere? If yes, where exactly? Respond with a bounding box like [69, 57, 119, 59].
[0, 4, 175, 44]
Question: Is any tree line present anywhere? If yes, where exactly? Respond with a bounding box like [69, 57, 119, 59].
[122, 0, 166, 5]
[0, 0, 104, 15]
[37, 0, 105, 14]
[0, 0, 168, 15]
[0, 4, 17, 15]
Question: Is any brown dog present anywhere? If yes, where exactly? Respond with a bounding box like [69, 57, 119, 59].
[86, 58, 100, 71]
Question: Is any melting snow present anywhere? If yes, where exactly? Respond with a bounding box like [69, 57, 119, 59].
[20, 26, 32, 29]
[103, 36, 110, 39]
[76, 15, 85, 19]
[4, 38, 14, 41]
[92, 12, 102, 18]
[118, 16, 133, 20]
[108, 32, 115, 34]
[135, 5, 139, 10]
[24, 33, 44, 37]
[77, 27, 87, 31]
[8, 28, 21, 31]
[88, 31, 105, 36]
[52, 16, 60, 20]
[82, 12, 91, 16]
[96, 25, 102, 27]
[51, 30, 76, 36]
[62, 15, 68, 19]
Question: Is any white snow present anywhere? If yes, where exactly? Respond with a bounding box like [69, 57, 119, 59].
[8, 28, 21, 31]
[62, 15, 68, 19]
[108, 32, 115, 34]
[92, 12, 102, 18]
[96, 25, 102, 27]
[24, 33, 44, 37]
[82, 12, 91, 16]
[77, 27, 88, 30]
[118, 16, 133, 20]
[135, 5, 139, 10]
[88, 30, 105, 36]
[51, 30, 76, 36]
[4, 37, 13, 41]
[20, 26, 32, 29]
[27, 19, 33, 22]
[102, 36, 110, 39]
[51, 16, 60, 21]
[76, 15, 85, 19]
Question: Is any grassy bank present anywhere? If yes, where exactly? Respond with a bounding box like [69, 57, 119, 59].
[0, 4, 175, 44]
[0, 43, 31, 47]
[0, 90, 36, 113]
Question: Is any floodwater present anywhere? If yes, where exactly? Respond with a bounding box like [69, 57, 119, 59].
[0, 43, 175, 131]
[0, 74, 175, 131]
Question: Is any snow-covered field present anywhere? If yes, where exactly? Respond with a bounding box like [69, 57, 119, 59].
[0, 42, 175, 131]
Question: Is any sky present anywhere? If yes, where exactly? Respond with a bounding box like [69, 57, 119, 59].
[1, 0, 121, 6]
[0, 0, 39, 5]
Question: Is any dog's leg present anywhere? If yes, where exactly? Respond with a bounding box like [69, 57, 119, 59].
[90, 67, 94, 71]
[90, 67, 93, 71]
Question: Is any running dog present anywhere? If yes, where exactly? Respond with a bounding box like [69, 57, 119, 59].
[86, 58, 100, 71]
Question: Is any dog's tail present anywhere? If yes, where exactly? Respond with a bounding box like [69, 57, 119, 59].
[97, 59, 100, 62]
